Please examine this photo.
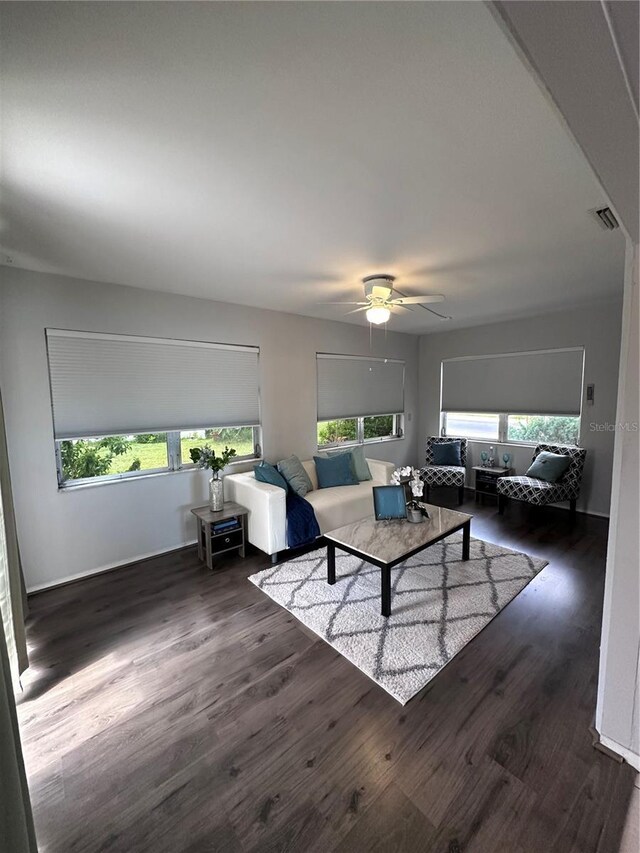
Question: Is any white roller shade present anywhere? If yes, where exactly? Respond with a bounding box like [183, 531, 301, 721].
[442, 348, 584, 416]
[317, 354, 404, 420]
[46, 330, 260, 439]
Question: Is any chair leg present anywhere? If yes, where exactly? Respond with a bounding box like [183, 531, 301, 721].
[498, 494, 506, 515]
[458, 485, 464, 506]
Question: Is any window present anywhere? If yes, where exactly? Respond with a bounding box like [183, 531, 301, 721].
[316, 353, 405, 449]
[46, 329, 261, 487]
[443, 413, 500, 441]
[317, 419, 358, 446]
[441, 412, 580, 445]
[506, 415, 580, 445]
[364, 414, 396, 441]
[59, 433, 168, 483]
[317, 414, 402, 448]
[179, 427, 257, 466]
[440, 347, 584, 446]
[56, 427, 259, 486]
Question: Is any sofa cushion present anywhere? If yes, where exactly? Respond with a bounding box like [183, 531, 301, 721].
[313, 453, 359, 488]
[497, 475, 561, 505]
[305, 481, 375, 534]
[254, 461, 288, 491]
[277, 455, 313, 496]
[301, 459, 319, 491]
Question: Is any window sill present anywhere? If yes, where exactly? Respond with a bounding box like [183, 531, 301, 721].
[318, 435, 404, 451]
[58, 458, 262, 491]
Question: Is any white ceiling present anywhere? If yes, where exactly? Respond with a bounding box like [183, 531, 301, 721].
[0, 2, 624, 333]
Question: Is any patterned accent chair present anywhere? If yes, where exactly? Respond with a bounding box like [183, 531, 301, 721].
[497, 444, 586, 516]
[420, 436, 468, 506]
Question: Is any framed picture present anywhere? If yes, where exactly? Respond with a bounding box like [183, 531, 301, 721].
[373, 485, 407, 520]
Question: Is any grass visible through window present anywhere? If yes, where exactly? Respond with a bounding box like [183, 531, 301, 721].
[179, 428, 254, 465]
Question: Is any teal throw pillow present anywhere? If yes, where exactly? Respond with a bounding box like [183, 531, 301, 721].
[432, 441, 462, 466]
[345, 445, 372, 481]
[317, 446, 372, 482]
[525, 451, 571, 483]
[313, 453, 359, 488]
[277, 455, 313, 496]
[254, 461, 288, 491]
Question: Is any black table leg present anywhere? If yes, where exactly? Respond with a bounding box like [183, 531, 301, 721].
[462, 520, 470, 561]
[327, 542, 336, 585]
[381, 565, 391, 617]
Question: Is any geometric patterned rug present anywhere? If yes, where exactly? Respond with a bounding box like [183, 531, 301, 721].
[248, 533, 547, 704]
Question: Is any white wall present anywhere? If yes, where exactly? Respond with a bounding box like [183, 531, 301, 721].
[418, 300, 623, 516]
[0, 267, 419, 591]
[596, 242, 640, 770]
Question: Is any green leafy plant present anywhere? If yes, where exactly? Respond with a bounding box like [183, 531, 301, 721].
[61, 437, 140, 480]
[508, 416, 579, 445]
[135, 433, 167, 444]
[317, 419, 357, 445]
[189, 444, 237, 478]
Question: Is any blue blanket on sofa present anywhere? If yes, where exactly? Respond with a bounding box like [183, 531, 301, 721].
[286, 492, 320, 549]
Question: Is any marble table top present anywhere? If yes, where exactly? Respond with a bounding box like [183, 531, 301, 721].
[325, 504, 472, 564]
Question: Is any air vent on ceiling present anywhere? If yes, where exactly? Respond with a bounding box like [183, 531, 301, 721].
[590, 206, 619, 230]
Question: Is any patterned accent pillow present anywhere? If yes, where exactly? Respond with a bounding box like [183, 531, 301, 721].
[277, 455, 313, 496]
[525, 451, 571, 483]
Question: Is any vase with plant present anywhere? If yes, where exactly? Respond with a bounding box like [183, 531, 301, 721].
[390, 466, 428, 522]
[189, 445, 237, 511]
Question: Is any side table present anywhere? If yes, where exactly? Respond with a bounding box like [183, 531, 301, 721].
[472, 466, 513, 505]
[191, 501, 248, 570]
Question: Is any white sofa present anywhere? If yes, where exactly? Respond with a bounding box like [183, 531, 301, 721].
[225, 457, 395, 562]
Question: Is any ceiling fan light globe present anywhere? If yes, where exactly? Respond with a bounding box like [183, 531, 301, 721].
[366, 306, 391, 325]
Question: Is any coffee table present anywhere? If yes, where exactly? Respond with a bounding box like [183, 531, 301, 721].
[324, 504, 472, 617]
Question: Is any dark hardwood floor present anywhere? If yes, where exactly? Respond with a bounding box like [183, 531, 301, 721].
[17, 494, 636, 853]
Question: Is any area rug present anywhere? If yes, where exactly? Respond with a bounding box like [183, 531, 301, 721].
[248, 533, 547, 704]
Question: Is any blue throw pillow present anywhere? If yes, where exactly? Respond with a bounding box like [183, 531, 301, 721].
[277, 455, 313, 497]
[313, 453, 359, 488]
[254, 461, 288, 491]
[317, 446, 372, 482]
[526, 451, 571, 483]
[432, 441, 462, 466]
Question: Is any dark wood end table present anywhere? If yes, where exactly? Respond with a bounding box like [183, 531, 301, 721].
[473, 466, 513, 504]
[191, 501, 248, 570]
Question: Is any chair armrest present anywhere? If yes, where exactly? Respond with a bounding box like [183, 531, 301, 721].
[224, 474, 287, 557]
[367, 458, 396, 484]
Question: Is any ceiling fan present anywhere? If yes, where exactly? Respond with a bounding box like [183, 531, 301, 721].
[329, 274, 450, 324]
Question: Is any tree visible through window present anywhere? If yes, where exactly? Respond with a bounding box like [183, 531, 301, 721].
[317, 415, 401, 447]
[58, 426, 258, 485]
[60, 436, 149, 480]
[507, 415, 579, 445]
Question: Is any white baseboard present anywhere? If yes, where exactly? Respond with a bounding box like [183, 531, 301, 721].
[27, 540, 198, 594]
[600, 734, 640, 771]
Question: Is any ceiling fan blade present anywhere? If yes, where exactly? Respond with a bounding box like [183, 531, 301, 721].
[325, 301, 368, 306]
[390, 295, 445, 305]
[389, 303, 414, 311]
[345, 306, 371, 315]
